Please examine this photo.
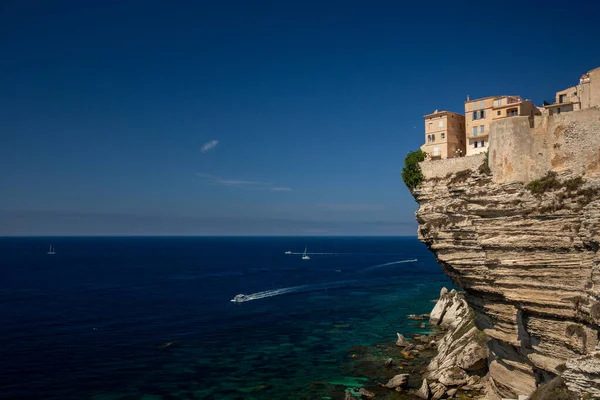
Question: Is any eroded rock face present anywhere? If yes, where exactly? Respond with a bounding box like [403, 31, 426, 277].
[414, 167, 600, 399]
[426, 288, 488, 399]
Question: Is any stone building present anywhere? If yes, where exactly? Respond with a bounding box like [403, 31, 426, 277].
[465, 95, 540, 156]
[579, 66, 600, 109]
[420, 110, 466, 159]
[544, 66, 600, 115]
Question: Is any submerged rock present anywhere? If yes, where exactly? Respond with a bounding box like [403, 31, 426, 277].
[384, 358, 393, 367]
[358, 387, 375, 398]
[395, 333, 410, 347]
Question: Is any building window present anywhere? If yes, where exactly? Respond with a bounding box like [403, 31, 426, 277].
[497, 99, 502, 106]
[472, 111, 478, 120]
[433, 147, 439, 156]
[557, 108, 561, 114]
[480, 100, 484, 109]
[441, 132, 445, 139]
[508, 108, 518, 116]
[427, 134, 431, 142]
[480, 125, 485, 133]
[481, 140, 486, 147]
[473, 102, 478, 110]
[428, 122, 432, 131]
[559, 94, 566, 104]
[481, 110, 486, 119]
[438, 120, 443, 128]
[431, 134, 436, 141]
[473, 127, 478, 136]
[497, 110, 501, 116]
[474, 141, 478, 148]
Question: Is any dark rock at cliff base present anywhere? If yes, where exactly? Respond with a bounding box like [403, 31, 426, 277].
[384, 373, 409, 389]
[395, 333, 410, 347]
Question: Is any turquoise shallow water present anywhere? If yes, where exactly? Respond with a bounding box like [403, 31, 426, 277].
[0, 236, 451, 399]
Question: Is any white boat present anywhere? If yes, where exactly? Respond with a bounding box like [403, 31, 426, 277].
[47, 245, 56, 255]
[284, 250, 292, 254]
[302, 247, 310, 260]
[231, 294, 248, 302]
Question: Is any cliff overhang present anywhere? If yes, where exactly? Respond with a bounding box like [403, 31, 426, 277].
[411, 108, 600, 399]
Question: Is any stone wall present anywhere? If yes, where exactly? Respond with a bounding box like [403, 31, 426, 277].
[420, 153, 485, 180]
[489, 108, 600, 183]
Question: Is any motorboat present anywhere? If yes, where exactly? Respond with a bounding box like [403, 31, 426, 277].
[231, 294, 248, 302]
[284, 250, 292, 254]
[47, 245, 56, 255]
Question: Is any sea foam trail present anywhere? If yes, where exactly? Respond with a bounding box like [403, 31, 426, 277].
[233, 259, 418, 302]
[363, 259, 418, 272]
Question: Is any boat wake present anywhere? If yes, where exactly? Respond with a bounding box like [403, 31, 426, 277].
[362, 259, 418, 271]
[231, 259, 418, 302]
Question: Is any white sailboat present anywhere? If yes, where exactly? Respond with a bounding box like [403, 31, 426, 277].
[302, 247, 310, 260]
[47, 245, 56, 255]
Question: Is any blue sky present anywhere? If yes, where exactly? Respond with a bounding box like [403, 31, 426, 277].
[1, 1, 600, 236]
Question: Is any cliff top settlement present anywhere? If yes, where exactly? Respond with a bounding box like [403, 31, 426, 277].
[421, 66, 600, 160]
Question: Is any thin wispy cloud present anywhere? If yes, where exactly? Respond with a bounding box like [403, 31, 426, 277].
[196, 173, 291, 192]
[201, 140, 219, 153]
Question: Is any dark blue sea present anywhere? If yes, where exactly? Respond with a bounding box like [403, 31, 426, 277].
[0, 237, 451, 400]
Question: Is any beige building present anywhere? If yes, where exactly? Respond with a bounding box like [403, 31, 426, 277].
[544, 86, 579, 116]
[420, 110, 466, 159]
[465, 95, 540, 156]
[544, 66, 600, 115]
[579, 66, 600, 109]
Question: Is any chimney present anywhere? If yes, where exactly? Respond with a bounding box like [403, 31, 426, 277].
[466, 94, 470, 101]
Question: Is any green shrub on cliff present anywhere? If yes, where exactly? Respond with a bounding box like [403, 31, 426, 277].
[402, 150, 426, 191]
[525, 171, 561, 195]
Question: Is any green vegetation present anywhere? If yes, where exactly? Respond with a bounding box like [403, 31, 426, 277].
[525, 171, 561, 195]
[478, 151, 491, 175]
[529, 377, 578, 400]
[402, 150, 426, 191]
[525, 171, 587, 196]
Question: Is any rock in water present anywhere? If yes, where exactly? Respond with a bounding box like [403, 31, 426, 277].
[384, 357, 393, 367]
[344, 390, 354, 400]
[384, 373, 409, 389]
[395, 332, 410, 347]
[415, 379, 430, 399]
[358, 387, 375, 398]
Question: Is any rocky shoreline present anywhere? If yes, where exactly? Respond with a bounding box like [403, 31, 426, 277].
[339, 287, 489, 400]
